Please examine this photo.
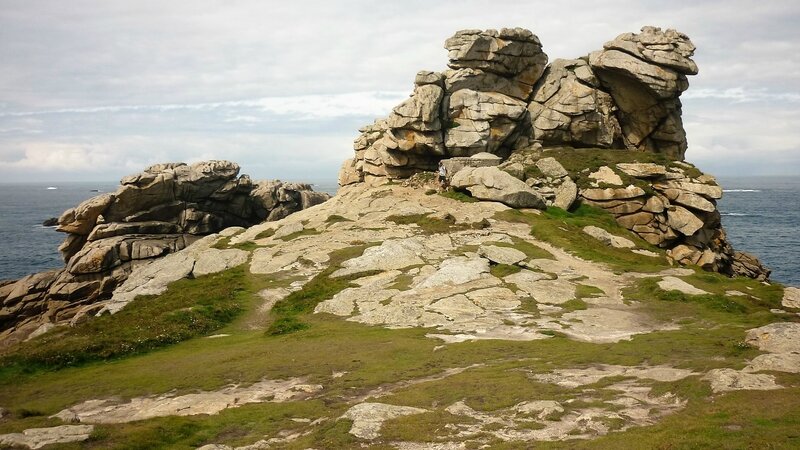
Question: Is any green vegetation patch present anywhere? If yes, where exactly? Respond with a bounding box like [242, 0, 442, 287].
[2, 266, 250, 371]
[494, 204, 664, 273]
[386, 213, 488, 234]
[489, 237, 555, 260]
[266, 245, 380, 336]
[490, 263, 522, 278]
[254, 228, 276, 240]
[325, 214, 352, 224]
[438, 189, 479, 203]
[275, 228, 323, 242]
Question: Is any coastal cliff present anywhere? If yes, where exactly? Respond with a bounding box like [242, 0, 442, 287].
[0, 161, 329, 346]
[0, 26, 797, 450]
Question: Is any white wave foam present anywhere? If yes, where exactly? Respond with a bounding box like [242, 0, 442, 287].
[723, 189, 760, 192]
[721, 213, 751, 216]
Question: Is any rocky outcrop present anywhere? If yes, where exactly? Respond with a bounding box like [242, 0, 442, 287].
[451, 166, 546, 209]
[0, 161, 329, 345]
[524, 59, 621, 148]
[340, 26, 697, 184]
[343, 28, 549, 185]
[336, 26, 768, 281]
[588, 27, 697, 158]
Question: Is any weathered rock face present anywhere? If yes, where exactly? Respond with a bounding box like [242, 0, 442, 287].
[451, 166, 546, 209]
[341, 26, 698, 185]
[0, 161, 329, 345]
[343, 28, 549, 185]
[588, 27, 697, 159]
[525, 59, 621, 148]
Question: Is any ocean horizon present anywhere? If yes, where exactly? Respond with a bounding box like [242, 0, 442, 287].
[1, 176, 797, 286]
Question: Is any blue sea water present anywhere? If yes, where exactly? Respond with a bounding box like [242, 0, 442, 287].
[0, 181, 339, 281]
[716, 176, 800, 286]
[0, 178, 797, 286]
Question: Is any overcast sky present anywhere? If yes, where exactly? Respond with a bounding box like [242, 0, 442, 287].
[1, 0, 798, 183]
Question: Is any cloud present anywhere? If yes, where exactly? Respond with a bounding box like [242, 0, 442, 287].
[683, 88, 800, 103]
[0, 91, 410, 121]
[0, 0, 798, 180]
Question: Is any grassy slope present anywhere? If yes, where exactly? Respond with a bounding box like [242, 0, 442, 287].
[0, 194, 797, 449]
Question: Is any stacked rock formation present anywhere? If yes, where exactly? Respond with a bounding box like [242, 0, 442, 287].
[0, 161, 329, 343]
[338, 26, 770, 280]
[339, 28, 548, 184]
[341, 26, 697, 186]
[577, 161, 744, 275]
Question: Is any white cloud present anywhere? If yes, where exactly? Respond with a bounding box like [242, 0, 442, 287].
[0, 91, 409, 121]
[683, 87, 800, 103]
[0, 0, 798, 179]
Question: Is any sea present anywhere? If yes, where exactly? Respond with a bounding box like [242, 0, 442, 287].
[0, 178, 797, 286]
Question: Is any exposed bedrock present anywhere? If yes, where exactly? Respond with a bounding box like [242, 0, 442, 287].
[0, 161, 329, 345]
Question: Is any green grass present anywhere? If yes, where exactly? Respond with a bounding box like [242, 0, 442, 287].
[275, 228, 323, 241]
[266, 245, 380, 335]
[493, 204, 665, 273]
[438, 189, 478, 203]
[1, 267, 251, 372]
[254, 228, 276, 240]
[325, 214, 352, 224]
[490, 263, 522, 278]
[488, 237, 555, 260]
[576, 284, 604, 299]
[386, 213, 489, 234]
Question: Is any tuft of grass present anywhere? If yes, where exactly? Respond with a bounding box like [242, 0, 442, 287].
[265, 245, 380, 336]
[254, 228, 275, 240]
[493, 205, 664, 273]
[275, 228, 322, 241]
[560, 298, 589, 312]
[439, 190, 478, 203]
[1, 267, 250, 371]
[386, 213, 487, 234]
[576, 284, 604, 299]
[490, 263, 522, 278]
[325, 215, 352, 224]
[489, 237, 555, 260]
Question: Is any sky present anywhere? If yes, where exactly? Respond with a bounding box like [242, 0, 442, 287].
[0, 0, 798, 183]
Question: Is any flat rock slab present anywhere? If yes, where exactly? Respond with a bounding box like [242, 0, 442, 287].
[782, 287, 800, 309]
[0, 425, 94, 449]
[582, 225, 635, 249]
[556, 307, 679, 343]
[53, 378, 322, 424]
[341, 402, 427, 440]
[533, 365, 695, 388]
[477, 245, 527, 265]
[192, 248, 249, 276]
[704, 368, 782, 393]
[657, 276, 708, 295]
[746, 322, 800, 353]
[745, 353, 800, 374]
[513, 278, 575, 304]
[416, 256, 490, 289]
[332, 238, 425, 277]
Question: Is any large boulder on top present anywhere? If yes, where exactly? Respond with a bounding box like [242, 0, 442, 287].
[589, 26, 698, 159]
[451, 166, 546, 209]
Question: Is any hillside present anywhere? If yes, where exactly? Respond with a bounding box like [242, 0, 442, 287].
[1, 26, 799, 449]
[1, 180, 798, 449]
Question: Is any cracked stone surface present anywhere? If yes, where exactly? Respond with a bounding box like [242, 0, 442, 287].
[704, 369, 782, 393]
[341, 403, 427, 440]
[0, 425, 95, 449]
[53, 378, 322, 424]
